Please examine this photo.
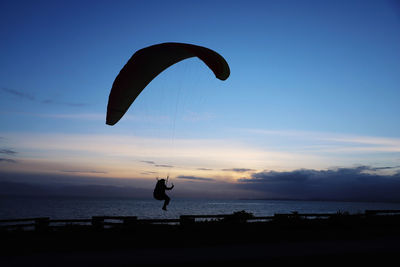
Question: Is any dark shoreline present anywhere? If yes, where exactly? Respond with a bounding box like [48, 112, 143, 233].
[238, 197, 400, 203]
[1, 211, 400, 265]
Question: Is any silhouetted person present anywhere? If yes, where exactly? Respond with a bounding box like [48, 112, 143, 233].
[153, 177, 174, 210]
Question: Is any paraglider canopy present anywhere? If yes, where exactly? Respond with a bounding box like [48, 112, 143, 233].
[106, 42, 230, 126]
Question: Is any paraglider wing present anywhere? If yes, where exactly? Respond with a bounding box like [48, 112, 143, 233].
[106, 42, 230, 125]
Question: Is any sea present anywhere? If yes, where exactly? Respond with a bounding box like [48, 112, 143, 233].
[1, 196, 400, 220]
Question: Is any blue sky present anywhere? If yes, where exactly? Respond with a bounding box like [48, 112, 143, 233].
[1, 0, 400, 200]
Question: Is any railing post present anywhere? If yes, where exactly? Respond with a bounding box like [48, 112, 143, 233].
[35, 217, 50, 232]
[92, 216, 104, 230]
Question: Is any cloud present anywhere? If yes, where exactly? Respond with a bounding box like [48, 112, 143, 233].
[0, 149, 17, 155]
[222, 168, 256, 173]
[140, 171, 158, 175]
[367, 166, 400, 171]
[197, 168, 213, 171]
[140, 160, 174, 168]
[237, 166, 400, 202]
[1, 87, 86, 107]
[155, 164, 174, 168]
[244, 128, 400, 154]
[0, 148, 17, 163]
[176, 175, 215, 182]
[41, 99, 87, 107]
[0, 158, 17, 163]
[1, 88, 35, 100]
[141, 160, 156, 165]
[59, 170, 108, 174]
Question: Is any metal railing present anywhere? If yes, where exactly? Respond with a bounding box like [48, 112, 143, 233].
[1, 210, 399, 231]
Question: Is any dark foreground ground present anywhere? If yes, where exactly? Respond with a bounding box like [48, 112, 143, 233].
[1, 215, 400, 266]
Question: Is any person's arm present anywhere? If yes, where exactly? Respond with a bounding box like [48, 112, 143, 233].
[166, 183, 174, 190]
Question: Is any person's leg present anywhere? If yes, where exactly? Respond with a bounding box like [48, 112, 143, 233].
[162, 195, 170, 210]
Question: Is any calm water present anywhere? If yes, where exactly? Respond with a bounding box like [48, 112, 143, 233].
[1, 196, 400, 220]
